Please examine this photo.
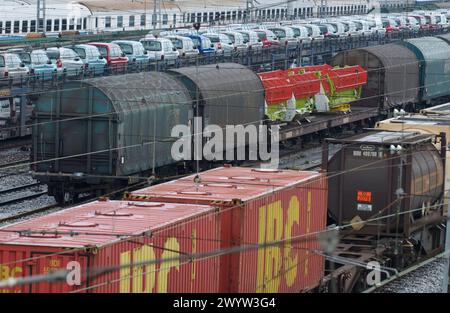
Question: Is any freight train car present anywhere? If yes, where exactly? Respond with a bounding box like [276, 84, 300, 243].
[126, 166, 327, 293]
[32, 63, 265, 203]
[323, 130, 446, 271]
[0, 167, 327, 293]
[331, 37, 450, 110]
[375, 103, 450, 198]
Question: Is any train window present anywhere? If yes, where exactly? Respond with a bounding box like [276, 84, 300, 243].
[13, 21, 20, 33]
[129, 15, 135, 27]
[294, 8, 297, 17]
[197, 13, 202, 23]
[54, 19, 59, 31]
[140, 14, 146, 26]
[189, 13, 194, 23]
[232, 11, 236, 20]
[238, 11, 242, 20]
[220, 11, 225, 21]
[0, 22, 2, 34]
[30, 20, 36, 32]
[69, 18, 75, 30]
[83, 17, 87, 30]
[22, 21, 28, 33]
[173, 14, 176, 25]
[77, 18, 82, 30]
[163, 14, 168, 25]
[209, 12, 214, 22]
[46, 19, 52, 32]
[203, 12, 208, 22]
[152, 14, 157, 26]
[117, 16, 123, 28]
[105, 16, 111, 28]
[62, 19, 67, 31]
[226, 12, 231, 21]
[5, 21, 11, 34]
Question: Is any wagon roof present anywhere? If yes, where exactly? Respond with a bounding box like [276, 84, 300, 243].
[0, 201, 214, 248]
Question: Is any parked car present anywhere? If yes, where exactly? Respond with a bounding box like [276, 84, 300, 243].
[220, 31, 248, 51]
[165, 35, 199, 59]
[112, 40, 150, 69]
[267, 27, 299, 45]
[237, 30, 264, 51]
[0, 53, 29, 86]
[8, 48, 57, 81]
[288, 25, 312, 42]
[140, 37, 179, 65]
[46, 47, 84, 77]
[254, 29, 280, 47]
[182, 34, 215, 56]
[302, 24, 325, 40]
[88, 43, 129, 71]
[202, 33, 234, 56]
[65, 44, 107, 76]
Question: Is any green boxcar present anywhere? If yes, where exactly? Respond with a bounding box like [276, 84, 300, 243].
[32, 72, 193, 203]
[400, 37, 450, 101]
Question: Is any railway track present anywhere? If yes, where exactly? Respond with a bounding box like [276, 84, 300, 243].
[0, 159, 29, 170]
[0, 182, 47, 207]
[0, 203, 60, 224]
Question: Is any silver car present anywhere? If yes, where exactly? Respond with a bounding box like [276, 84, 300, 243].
[0, 53, 29, 86]
[46, 47, 84, 78]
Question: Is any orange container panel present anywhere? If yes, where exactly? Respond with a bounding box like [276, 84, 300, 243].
[129, 166, 328, 293]
[0, 200, 221, 293]
[328, 66, 368, 92]
[289, 72, 321, 99]
[260, 78, 293, 105]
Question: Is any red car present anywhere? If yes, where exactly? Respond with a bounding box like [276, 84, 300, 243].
[88, 43, 128, 70]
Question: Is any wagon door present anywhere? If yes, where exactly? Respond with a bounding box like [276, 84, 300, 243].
[29, 252, 89, 293]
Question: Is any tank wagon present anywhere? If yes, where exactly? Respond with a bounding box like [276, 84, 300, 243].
[324, 130, 446, 268]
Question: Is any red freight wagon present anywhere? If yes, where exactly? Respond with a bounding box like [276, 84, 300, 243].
[126, 166, 328, 293]
[0, 200, 221, 293]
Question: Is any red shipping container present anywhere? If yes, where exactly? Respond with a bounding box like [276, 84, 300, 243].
[127, 166, 328, 293]
[0, 200, 221, 293]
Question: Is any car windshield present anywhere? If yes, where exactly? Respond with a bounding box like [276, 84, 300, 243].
[383, 21, 389, 27]
[170, 38, 183, 49]
[17, 52, 31, 64]
[0, 56, 4, 67]
[240, 32, 249, 42]
[207, 35, 220, 43]
[343, 23, 349, 32]
[191, 37, 201, 47]
[119, 44, 133, 54]
[31, 52, 49, 64]
[256, 31, 266, 40]
[46, 50, 60, 60]
[318, 25, 328, 34]
[354, 21, 363, 30]
[142, 40, 162, 51]
[201, 37, 212, 48]
[224, 34, 235, 43]
[291, 28, 300, 37]
[328, 24, 337, 32]
[97, 47, 108, 57]
[73, 48, 86, 59]
[271, 29, 286, 38]
[304, 26, 313, 36]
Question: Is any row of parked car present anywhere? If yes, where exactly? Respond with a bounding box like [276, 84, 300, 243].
[1, 9, 448, 87]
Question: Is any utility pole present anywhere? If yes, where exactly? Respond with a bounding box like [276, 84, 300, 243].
[36, 0, 46, 33]
[246, 0, 254, 23]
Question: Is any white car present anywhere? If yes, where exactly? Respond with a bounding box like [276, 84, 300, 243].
[288, 25, 312, 42]
[203, 33, 234, 56]
[140, 37, 179, 65]
[46, 47, 84, 77]
[237, 30, 264, 51]
[165, 35, 199, 59]
[267, 27, 298, 45]
[220, 31, 248, 52]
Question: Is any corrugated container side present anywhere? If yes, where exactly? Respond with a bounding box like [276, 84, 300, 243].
[0, 202, 222, 293]
[129, 168, 328, 293]
[235, 175, 327, 293]
[90, 210, 221, 293]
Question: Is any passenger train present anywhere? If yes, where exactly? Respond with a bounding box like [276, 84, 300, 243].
[0, 0, 370, 36]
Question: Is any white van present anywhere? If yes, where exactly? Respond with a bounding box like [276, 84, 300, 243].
[165, 35, 199, 59]
[140, 37, 179, 64]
